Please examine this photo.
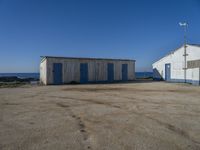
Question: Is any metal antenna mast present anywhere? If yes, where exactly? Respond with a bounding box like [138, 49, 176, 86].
[179, 22, 188, 83]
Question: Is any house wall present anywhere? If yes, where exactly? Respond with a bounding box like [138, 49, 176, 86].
[42, 58, 135, 85]
[187, 68, 200, 85]
[188, 59, 200, 68]
[152, 45, 200, 85]
[40, 58, 47, 85]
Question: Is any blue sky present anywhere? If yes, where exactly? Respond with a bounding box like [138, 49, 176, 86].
[0, 0, 199, 73]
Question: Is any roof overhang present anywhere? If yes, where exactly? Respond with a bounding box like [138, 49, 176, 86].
[40, 56, 136, 62]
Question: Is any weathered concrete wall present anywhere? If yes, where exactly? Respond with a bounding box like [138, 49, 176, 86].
[40, 59, 47, 85]
[41, 57, 135, 85]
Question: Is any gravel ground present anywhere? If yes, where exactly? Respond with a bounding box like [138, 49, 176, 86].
[0, 81, 200, 150]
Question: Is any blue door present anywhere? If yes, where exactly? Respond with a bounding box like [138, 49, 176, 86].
[80, 63, 88, 83]
[122, 64, 128, 81]
[107, 63, 114, 82]
[53, 63, 63, 84]
[165, 63, 171, 81]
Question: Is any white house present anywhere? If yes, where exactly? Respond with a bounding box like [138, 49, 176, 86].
[152, 44, 200, 85]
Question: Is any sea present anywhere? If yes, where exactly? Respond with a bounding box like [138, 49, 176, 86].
[0, 72, 153, 79]
[135, 72, 153, 78]
[0, 73, 40, 79]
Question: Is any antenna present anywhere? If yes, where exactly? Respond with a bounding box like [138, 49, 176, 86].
[179, 22, 187, 27]
[179, 22, 188, 83]
[179, 22, 188, 45]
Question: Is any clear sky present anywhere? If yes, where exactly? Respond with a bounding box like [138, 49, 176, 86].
[0, 0, 199, 73]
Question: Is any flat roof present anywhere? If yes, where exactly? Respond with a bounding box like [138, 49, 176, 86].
[41, 56, 135, 62]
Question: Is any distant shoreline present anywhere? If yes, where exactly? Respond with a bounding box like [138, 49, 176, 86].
[0, 73, 40, 79]
[0, 72, 153, 79]
[0, 72, 153, 88]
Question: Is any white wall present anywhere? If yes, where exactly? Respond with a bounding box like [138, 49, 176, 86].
[152, 45, 200, 85]
[40, 59, 47, 85]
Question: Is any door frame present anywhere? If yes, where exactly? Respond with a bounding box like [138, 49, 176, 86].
[107, 63, 114, 82]
[80, 63, 88, 83]
[165, 63, 171, 81]
[122, 64, 128, 81]
[53, 63, 63, 84]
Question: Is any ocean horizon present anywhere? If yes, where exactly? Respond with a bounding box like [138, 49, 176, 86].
[0, 73, 40, 79]
[0, 72, 153, 79]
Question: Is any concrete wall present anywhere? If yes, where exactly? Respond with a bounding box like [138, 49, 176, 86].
[152, 45, 200, 85]
[40, 57, 135, 85]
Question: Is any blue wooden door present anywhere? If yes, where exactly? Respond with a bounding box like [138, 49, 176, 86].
[53, 63, 63, 84]
[122, 64, 128, 81]
[165, 64, 171, 81]
[107, 63, 114, 82]
[80, 63, 88, 83]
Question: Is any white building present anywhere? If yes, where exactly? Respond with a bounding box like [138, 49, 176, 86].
[40, 56, 135, 85]
[152, 44, 200, 85]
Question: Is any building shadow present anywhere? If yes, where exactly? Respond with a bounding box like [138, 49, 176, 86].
[153, 68, 163, 80]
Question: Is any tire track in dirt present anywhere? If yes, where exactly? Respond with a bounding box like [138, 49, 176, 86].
[103, 93, 200, 148]
[54, 95, 200, 148]
[52, 96, 121, 109]
[56, 102, 92, 150]
[143, 114, 200, 147]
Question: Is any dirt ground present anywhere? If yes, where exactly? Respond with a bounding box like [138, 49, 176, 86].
[0, 81, 200, 150]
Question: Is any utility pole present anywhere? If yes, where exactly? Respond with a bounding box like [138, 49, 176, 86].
[179, 22, 188, 83]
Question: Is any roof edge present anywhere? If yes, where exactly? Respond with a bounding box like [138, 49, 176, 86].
[40, 56, 135, 62]
[152, 44, 188, 65]
[153, 43, 200, 66]
[187, 44, 200, 48]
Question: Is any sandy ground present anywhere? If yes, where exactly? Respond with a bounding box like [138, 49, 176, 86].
[0, 81, 200, 150]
